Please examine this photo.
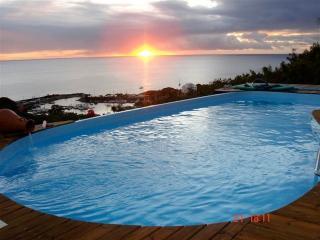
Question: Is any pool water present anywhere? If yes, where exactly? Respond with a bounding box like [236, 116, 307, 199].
[0, 93, 319, 226]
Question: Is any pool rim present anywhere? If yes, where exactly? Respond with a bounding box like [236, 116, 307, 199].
[0, 91, 320, 227]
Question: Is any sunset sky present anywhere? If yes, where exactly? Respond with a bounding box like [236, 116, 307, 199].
[0, 0, 319, 60]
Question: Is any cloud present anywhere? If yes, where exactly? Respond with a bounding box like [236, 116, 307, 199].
[0, 0, 319, 58]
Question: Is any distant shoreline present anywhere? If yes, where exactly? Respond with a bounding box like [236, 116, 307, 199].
[19, 82, 320, 112]
[0, 53, 289, 63]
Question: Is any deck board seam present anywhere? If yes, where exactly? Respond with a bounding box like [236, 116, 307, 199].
[86, 225, 121, 240]
[143, 227, 162, 240]
[120, 227, 142, 240]
[95, 225, 122, 239]
[163, 227, 184, 240]
[185, 225, 207, 240]
[55, 223, 104, 240]
[22, 218, 70, 240]
[230, 221, 251, 240]
[53, 221, 88, 239]
[149, 226, 183, 240]
[209, 222, 231, 240]
[271, 211, 320, 225]
[3, 212, 45, 231]
[97, 226, 140, 240]
[125, 226, 161, 240]
[7, 213, 52, 239]
[0, 206, 25, 218]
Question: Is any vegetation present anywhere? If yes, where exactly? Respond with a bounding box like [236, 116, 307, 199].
[232, 43, 320, 85]
[179, 43, 319, 98]
[197, 43, 320, 93]
[30, 105, 87, 124]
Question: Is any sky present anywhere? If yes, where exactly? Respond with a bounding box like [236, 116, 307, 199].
[0, 0, 319, 60]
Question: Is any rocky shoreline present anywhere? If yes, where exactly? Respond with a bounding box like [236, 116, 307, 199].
[16, 80, 319, 125]
[19, 93, 139, 115]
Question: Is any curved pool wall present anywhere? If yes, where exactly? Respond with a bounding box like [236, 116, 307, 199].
[0, 91, 320, 226]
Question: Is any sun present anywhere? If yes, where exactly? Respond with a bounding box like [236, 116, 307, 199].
[132, 45, 161, 59]
[138, 49, 153, 58]
[132, 44, 170, 59]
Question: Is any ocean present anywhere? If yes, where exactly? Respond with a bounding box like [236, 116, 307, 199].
[0, 55, 287, 100]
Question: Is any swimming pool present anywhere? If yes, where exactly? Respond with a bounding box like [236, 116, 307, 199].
[0, 92, 319, 226]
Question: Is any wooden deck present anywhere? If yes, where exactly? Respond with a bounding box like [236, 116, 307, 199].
[313, 110, 320, 124]
[0, 184, 319, 240]
[1, 118, 320, 239]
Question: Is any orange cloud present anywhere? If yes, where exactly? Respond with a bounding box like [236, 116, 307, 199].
[0, 50, 89, 61]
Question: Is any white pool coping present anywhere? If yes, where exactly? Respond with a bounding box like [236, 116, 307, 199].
[0, 219, 7, 229]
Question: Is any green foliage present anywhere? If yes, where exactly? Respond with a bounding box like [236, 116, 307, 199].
[194, 43, 320, 88]
[279, 43, 320, 84]
[31, 105, 88, 124]
[196, 79, 226, 96]
[229, 43, 320, 85]
[31, 113, 87, 124]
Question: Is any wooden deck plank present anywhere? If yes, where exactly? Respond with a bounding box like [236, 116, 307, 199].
[273, 204, 320, 224]
[165, 225, 205, 240]
[0, 210, 42, 231]
[189, 223, 228, 240]
[33, 219, 84, 239]
[74, 225, 120, 240]
[141, 226, 182, 240]
[21, 217, 68, 240]
[56, 222, 101, 240]
[249, 214, 320, 240]
[97, 225, 140, 240]
[294, 191, 320, 208]
[0, 213, 46, 240]
[5, 219, 72, 240]
[0, 202, 24, 218]
[0, 207, 33, 223]
[211, 220, 249, 240]
[6, 214, 62, 240]
[313, 110, 320, 124]
[295, 188, 320, 206]
[0, 200, 16, 209]
[124, 226, 160, 240]
[0, 196, 10, 204]
[234, 224, 304, 240]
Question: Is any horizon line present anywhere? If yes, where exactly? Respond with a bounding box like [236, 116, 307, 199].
[0, 52, 289, 62]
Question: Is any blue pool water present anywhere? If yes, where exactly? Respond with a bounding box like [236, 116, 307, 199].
[0, 92, 319, 226]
